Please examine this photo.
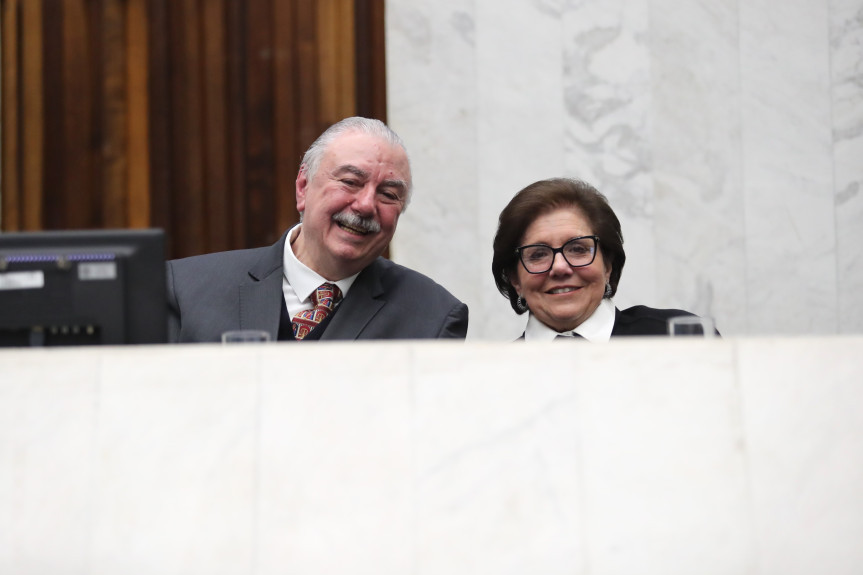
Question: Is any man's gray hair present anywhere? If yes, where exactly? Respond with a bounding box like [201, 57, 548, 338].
[300, 116, 412, 205]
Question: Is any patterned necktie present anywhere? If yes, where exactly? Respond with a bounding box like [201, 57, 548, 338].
[555, 332, 585, 340]
[291, 283, 342, 340]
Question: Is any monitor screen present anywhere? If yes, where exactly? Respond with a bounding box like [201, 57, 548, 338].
[0, 229, 167, 346]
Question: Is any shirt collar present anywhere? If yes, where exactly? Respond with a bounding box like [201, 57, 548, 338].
[283, 224, 359, 303]
[523, 297, 616, 342]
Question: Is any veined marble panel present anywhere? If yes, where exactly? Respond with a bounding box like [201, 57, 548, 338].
[473, 0, 568, 341]
[90, 347, 258, 575]
[740, 0, 837, 334]
[0, 350, 100, 575]
[413, 343, 583, 574]
[3, 340, 863, 572]
[576, 340, 753, 573]
[649, 0, 746, 335]
[738, 337, 863, 574]
[561, 0, 655, 311]
[387, 0, 857, 337]
[386, 1, 480, 327]
[257, 343, 414, 575]
[831, 0, 863, 333]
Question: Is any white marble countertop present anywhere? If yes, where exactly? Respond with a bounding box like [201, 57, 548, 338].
[2, 337, 862, 574]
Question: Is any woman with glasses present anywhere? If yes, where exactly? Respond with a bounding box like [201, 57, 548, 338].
[492, 178, 712, 340]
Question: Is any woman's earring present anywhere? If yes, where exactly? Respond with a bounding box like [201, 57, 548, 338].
[516, 295, 528, 312]
[604, 282, 612, 297]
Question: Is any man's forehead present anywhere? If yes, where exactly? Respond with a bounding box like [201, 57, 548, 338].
[327, 131, 403, 159]
[324, 133, 409, 175]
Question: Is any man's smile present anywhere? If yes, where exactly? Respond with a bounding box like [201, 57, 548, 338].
[337, 221, 372, 235]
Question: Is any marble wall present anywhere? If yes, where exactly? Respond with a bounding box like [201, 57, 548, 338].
[386, 0, 863, 340]
[2, 339, 863, 574]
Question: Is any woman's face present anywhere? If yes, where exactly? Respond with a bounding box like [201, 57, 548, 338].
[510, 207, 611, 332]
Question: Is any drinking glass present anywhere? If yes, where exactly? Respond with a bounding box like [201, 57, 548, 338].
[221, 330, 271, 344]
[667, 316, 715, 338]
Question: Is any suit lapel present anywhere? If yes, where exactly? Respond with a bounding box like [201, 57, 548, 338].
[321, 260, 385, 340]
[239, 232, 288, 338]
[610, 307, 624, 336]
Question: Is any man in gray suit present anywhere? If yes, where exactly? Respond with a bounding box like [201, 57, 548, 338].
[166, 117, 468, 342]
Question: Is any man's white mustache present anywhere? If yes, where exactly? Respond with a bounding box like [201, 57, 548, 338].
[332, 211, 381, 233]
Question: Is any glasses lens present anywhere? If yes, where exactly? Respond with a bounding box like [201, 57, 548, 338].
[520, 245, 552, 272]
[563, 237, 596, 266]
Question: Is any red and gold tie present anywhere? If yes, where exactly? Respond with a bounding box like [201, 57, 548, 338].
[291, 283, 342, 340]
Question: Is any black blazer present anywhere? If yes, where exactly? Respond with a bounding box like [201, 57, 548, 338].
[518, 305, 714, 339]
[612, 305, 707, 336]
[166, 232, 468, 342]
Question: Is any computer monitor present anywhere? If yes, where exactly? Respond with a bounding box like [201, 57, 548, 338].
[0, 229, 167, 346]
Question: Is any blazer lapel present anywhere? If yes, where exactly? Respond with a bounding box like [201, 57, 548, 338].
[239, 232, 288, 338]
[321, 260, 385, 340]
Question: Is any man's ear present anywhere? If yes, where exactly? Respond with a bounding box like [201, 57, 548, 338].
[296, 167, 309, 212]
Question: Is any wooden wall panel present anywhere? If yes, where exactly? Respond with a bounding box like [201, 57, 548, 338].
[272, 0, 298, 236]
[101, 0, 128, 228]
[225, 0, 247, 251]
[355, 0, 387, 120]
[127, 0, 150, 228]
[60, 0, 94, 230]
[21, 0, 44, 230]
[318, 0, 356, 124]
[146, 0, 173, 252]
[294, 2, 322, 147]
[0, 0, 19, 229]
[201, 0, 230, 252]
[169, 0, 206, 257]
[42, 0, 63, 228]
[1, 0, 387, 260]
[245, 0, 276, 249]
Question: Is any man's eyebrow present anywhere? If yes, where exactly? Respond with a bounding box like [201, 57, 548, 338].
[333, 164, 408, 194]
[380, 179, 408, 194]
[332, 165, 369, 179]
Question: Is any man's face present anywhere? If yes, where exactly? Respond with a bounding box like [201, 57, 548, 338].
[293, 131, 411, 280]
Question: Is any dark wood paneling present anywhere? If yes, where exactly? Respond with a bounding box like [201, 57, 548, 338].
[272, 0, 299, 235]
[101, 0, 128, 228]
[355, 0, 387, 121]
[146, 0, 173, 252]
[1, 0, 387, 260]
[21, 0, 44, 230]
[61, 0, 95, 229]
[225, 0, 247, 250]
[318, 0, 356, 124]
[1, 0, 21, 229]
[245, 0, 276, 249]
[294, 2, 321, 146]
[41, 0, 63, 229]
[201, 0, 230, 252]
[127, 0, 151, 228]
[169, 0, 206, 256]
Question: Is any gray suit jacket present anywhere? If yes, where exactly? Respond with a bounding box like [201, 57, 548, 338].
[166, 232, 468, 342]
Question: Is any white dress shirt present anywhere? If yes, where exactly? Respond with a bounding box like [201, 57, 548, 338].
[282, 224, 360, 318]
[522, 297, 616, 343]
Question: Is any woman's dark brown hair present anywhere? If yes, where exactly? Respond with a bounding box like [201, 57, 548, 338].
[492, 178, 626, 314]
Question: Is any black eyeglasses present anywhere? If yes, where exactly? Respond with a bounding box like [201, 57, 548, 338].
[515, 235, 600, 274]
